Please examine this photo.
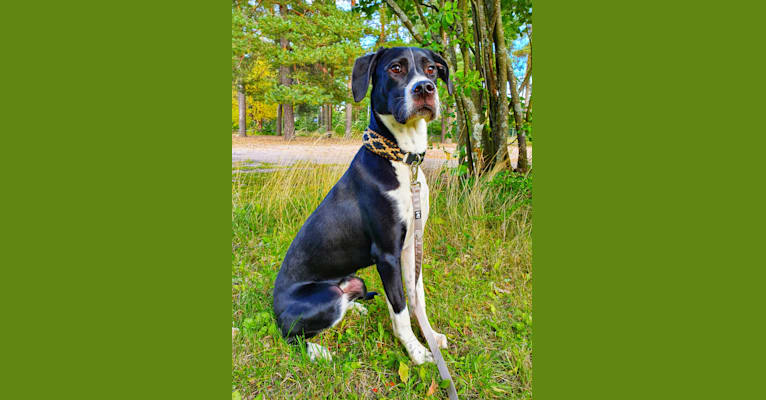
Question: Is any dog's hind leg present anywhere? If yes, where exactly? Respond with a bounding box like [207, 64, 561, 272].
[339, 276, 377, 315]
[275, 279, 372, 362]
[274, 281, 349, 361]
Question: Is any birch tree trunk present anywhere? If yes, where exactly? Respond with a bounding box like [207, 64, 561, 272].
[237, 81, 247, 137]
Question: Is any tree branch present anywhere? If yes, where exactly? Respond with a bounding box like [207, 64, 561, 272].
[517, 58, 531, 92]
[421, 1, 440, 13]
[413, 0, 428, 30]
[384, 0, 426, 44]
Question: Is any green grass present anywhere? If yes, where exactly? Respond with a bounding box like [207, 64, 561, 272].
[232, 162, 532, 399]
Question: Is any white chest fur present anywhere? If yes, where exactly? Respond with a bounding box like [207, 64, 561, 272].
[377, 112, 431, 243]
[385, 162, 430, 244]
[377, 114, 428, 154]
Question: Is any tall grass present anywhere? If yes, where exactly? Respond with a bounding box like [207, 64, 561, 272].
[232, 162, 532, 399]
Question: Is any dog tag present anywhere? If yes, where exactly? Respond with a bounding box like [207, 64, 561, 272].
[414, 210, 422, 219]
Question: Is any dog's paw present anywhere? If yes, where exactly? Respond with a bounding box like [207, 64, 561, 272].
[348, 302, 368, 315]
[306, 342, 333, 362]
[432, 331, 448, 349]
[404, 341, 434, 365]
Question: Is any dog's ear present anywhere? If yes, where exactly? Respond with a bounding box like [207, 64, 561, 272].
[352, 48, 386, 103]
[428, 50, 453, 95]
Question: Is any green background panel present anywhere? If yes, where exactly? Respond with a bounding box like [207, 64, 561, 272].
[534, 1, 765, 398]
[1, 1, 230, 399]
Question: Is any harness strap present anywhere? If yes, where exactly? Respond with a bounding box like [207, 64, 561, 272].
[411, 176, 459, 400]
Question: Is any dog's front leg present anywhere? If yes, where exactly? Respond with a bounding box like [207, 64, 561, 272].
[375, 251, 434, 365]
[402, 243, 448, 349]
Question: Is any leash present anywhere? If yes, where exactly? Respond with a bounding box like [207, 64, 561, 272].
[363, 129, 459, 399]
[410, 163, 459, 400]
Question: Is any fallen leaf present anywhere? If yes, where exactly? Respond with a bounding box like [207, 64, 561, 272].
[398, 361, 410, 383]
[427, 378, 437, 396]
[232, 390, 242, 400]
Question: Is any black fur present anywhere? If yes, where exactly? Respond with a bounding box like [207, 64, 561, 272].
[272, 47, 450, 343]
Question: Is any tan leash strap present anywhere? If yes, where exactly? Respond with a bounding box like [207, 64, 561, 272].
[411, 173, 459, 400]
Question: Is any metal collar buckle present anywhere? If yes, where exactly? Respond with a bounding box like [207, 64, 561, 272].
[410, 163, 421, 185]
[407, 153, 424, 184]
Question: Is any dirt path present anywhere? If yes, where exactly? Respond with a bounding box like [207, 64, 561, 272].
[232, 135, 531, 171]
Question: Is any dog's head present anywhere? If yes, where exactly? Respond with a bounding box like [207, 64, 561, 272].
[352, 47, 453, 125]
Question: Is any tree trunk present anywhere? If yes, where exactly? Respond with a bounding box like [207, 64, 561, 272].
[345, 102, 353, 138]
[237, 81, 247, 137]
[441, 108, 446, 144]
[508, 62, 529, 172]
[460, 96, 476, 176]
[473, 0, 496, 173]
[445, 105, 452, 143]
[491, 0, 510, 169]
[325, 103, 332, 135]
[345, 71, 353, 138]
[276, 104, 282, 136]
[523, 25, 532, 113]
[319, 105, 325, 133]
[282, 105, 295, 140]
[279, 5, 295, 141]
[378, 3, 386, 46]
[525, 93, 532, 122]
[522, 63, 531, 114]
[444, 31, 478, 176]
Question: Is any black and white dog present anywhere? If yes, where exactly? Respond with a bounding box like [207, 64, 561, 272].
[272, 47, 453, 365]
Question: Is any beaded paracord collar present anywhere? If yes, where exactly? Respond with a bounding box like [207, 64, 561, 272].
[362, 128, 426, 166]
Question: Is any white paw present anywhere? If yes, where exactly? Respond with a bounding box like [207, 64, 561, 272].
[432, 332, 448, 349]
[405, 340, 434, 365]
[306, 342, 332, 362]
[348, 302, 368, 315]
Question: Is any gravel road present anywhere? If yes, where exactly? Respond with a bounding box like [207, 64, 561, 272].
[232, 136, 531, 172]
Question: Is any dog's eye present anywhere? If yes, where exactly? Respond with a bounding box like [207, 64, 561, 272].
[390, 64, 402, 74]
[426, 65, 436, 75]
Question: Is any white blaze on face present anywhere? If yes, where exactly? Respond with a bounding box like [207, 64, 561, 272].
[402, 49, 440, 123]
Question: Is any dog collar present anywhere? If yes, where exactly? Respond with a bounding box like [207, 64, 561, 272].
[363, 128, 426, 166]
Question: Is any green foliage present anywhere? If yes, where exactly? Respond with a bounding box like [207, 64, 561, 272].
[251, 2, 373, 105]
[487, 171, 532, 207]
[453, 70, 484, 97]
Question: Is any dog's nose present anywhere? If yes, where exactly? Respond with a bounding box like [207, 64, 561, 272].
[412, 81, 435, 96]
